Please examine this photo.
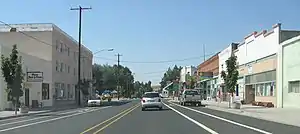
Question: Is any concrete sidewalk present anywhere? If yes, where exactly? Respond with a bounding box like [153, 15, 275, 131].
[0, 104, 80, 120]
[169, 99, 300, 127]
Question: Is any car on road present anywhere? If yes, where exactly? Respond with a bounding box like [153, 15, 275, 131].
[87, 97, 102, 107]
[141, 92, 163, 111]
[179, 89, 201, 106]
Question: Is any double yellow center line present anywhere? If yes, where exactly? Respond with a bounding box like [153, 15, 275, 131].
[80, 103, 140, 134]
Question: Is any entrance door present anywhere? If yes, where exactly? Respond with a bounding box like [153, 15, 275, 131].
[25, 88, 29, 107]
[245, 85, 255, 104]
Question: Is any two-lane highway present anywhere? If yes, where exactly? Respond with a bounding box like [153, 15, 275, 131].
[0, 100, 299, 134]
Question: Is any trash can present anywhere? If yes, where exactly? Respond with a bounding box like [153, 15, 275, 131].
[233, 96, 242, 109]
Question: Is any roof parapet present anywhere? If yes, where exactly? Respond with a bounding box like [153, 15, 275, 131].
[243, 23, 281, 43]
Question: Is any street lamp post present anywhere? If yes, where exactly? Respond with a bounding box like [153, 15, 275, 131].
[93, 48, 114, 55]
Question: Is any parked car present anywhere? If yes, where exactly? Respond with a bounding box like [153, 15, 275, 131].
[87, 97, 102, 107]
[141, 92, 163, 111]
[179, 89, 201, 106]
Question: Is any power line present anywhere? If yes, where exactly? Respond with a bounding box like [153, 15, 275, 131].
[94, 53, 215, 63]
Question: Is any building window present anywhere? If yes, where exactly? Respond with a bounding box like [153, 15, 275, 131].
[255, 82, 275, 96]
[60, 62, 63, 72]
[65, 64, 67, 72]
[67, 47, 70, 56]
[61, 83, 66, 98]
[68, 66, 70, 73]
[288, 81, 300, 93]
[60, 42, 63, 52]
[67, 84, 71, 99]
[56, 60, 59, 71]
[74, 52, 76, 60]
[55, 83, 60, 99]
[42, 83, 50, 100]
[56, 40, 59, 51]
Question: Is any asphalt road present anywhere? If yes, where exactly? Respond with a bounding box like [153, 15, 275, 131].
[0, 99, 299, 134]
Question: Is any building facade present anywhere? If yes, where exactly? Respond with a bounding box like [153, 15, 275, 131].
[277, 35, 300, 108]
[234, 23, 300, 106]
[218, 43, 238, 101]
[179, 66, 197, 89]
[197, 53, 219, 99]
[0, 23, 93, 109]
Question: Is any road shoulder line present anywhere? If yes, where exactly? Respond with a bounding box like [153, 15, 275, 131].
[163, 102, 218, 134]
[169, 102, 272, 134]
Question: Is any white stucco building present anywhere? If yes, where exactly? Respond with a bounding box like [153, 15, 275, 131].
[0, 23, 93, 110]
[277, 35, 300, 108]
[217, 43, 238, 100]
[180, 66, 197, 83]
[234, 23, 300, 106]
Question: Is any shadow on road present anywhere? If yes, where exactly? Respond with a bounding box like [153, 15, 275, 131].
[32, 114, 63, 117]
[172, 102, 207, 107]
[143, 108, 171, 111]
[100, 100, 131, 107]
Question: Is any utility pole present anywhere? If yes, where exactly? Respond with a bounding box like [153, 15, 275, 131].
[71, 6, 92, 106]
[115, 53, 122, 100]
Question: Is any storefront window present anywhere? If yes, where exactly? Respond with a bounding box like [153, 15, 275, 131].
[255, 82, 274, 96]
[256, 84, 261, 96]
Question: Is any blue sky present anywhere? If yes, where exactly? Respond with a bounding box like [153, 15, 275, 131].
[2, 0, 300, 85]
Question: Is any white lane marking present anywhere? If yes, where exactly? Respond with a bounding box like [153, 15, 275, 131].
[0, 110, 80, 127]
[0, 106, 111, 132]
[170, 102, 272, 134]
[163, 102, 218, 134]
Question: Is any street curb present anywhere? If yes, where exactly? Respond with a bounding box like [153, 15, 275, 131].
[168, 100, 300, 127]
[0, 106, 80, 120]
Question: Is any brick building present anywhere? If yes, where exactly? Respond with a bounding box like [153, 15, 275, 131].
[197, 53, 219, 99]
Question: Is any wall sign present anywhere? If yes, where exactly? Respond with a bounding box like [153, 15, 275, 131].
[27, 71, 43, 82]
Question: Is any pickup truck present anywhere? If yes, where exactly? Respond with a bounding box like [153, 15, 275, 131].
[179, 89, 202, 106]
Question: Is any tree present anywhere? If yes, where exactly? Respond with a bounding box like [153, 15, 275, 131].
[159, 65, 182, 90]
[79, 79, 91, 96]
[92, 64, 135, 98]
[92, 64, 104, 91]
[1, 45, 24, 115]
[186, 74, 197, 89]
[221, 55, 239, 107]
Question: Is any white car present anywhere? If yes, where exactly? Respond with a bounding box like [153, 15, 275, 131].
[87, 98, 102, 107]
[141, 92, 163, 111]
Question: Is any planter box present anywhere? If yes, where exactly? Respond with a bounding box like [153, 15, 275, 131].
[20, 107, 29, 113]
[234, 102, 241, 109]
